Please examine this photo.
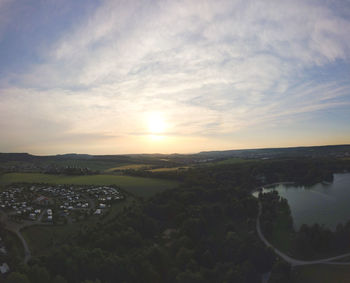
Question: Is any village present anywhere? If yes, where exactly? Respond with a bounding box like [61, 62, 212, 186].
[0, 184, 124, 223]
[0, 184, 125, 277]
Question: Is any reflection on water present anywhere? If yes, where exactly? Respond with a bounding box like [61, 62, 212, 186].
[253, 173, 350, 231]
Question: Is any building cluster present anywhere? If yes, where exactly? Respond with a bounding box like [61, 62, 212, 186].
[85, 186, 124, 215]
[0, 185, 124, 222]
[0, 187, 36, 218]
[34, 186, 90, 219]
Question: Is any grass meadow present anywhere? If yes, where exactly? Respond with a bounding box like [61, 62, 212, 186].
[0, 173, 179, 198]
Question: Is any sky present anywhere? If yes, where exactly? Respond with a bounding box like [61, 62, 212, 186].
[0, 0, 350, 155]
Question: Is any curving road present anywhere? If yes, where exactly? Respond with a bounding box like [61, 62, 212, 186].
[256, 202, 350, 266]
[0, 209, 51, 264]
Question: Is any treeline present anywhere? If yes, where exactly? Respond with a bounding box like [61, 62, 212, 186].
[6, 185, 275, 283]
[125, 158, 350, 189]
[43, 167, 99, 175]
[182, 158, 350, 187]
[0, 165, 99, 175]
[296, 222, 350, 258]
[260, 191, 350, 260]
[259, 190, 293, 240]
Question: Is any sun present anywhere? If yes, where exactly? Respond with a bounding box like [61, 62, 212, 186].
[148, 112, 166, 134]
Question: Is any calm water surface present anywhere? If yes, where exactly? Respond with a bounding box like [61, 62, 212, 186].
[253, 173, 350, 231]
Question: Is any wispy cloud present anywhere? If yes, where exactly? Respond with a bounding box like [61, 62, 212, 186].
[0, 0, 350, 153]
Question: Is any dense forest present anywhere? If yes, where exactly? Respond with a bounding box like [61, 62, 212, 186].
[5, 185, 276, 283]
[127, 158, 350, 188]
[2, 157, 350, 282]
[260, 190, 350, 260]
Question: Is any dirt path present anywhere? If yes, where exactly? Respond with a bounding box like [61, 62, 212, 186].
[13, 228, 31, 264]
[0, 209, 51, 264]
[256, 202, 350, 266]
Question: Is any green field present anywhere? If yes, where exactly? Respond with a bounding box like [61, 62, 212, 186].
[105, 164, 152, 172]
[0, 173, 179, 198]
[149, 166, 189, 172]
[292, 264, 350, 283]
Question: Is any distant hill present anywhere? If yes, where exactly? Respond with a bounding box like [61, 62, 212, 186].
[197, 144, 350, 159]
[0, 153, 44, 161]
[1, 144, 349, 163]
[55, 153, 93, 159]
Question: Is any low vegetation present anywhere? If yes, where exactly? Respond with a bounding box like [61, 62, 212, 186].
[292, 264, 350, 283]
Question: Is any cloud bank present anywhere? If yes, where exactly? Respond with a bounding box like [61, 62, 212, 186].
[0, 0, 350, 153]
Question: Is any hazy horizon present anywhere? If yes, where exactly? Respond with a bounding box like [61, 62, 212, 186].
[1, 0, 350, 154]
[1, 143, 349, 156]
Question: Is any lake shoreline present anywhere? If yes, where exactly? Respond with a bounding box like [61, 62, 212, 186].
[254, 173, 350, 231]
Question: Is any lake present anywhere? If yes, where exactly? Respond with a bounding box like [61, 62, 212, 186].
[253, 173, 350, 231]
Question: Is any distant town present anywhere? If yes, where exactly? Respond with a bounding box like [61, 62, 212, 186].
[0, 184, 124, 275]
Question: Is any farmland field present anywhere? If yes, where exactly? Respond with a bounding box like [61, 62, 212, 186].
[0, 173, 179, 198]
[105, 164, 152, 172]
[149, 166, 189, 172]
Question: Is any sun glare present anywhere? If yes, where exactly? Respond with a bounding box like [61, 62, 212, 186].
[148, 113, 166, 134]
